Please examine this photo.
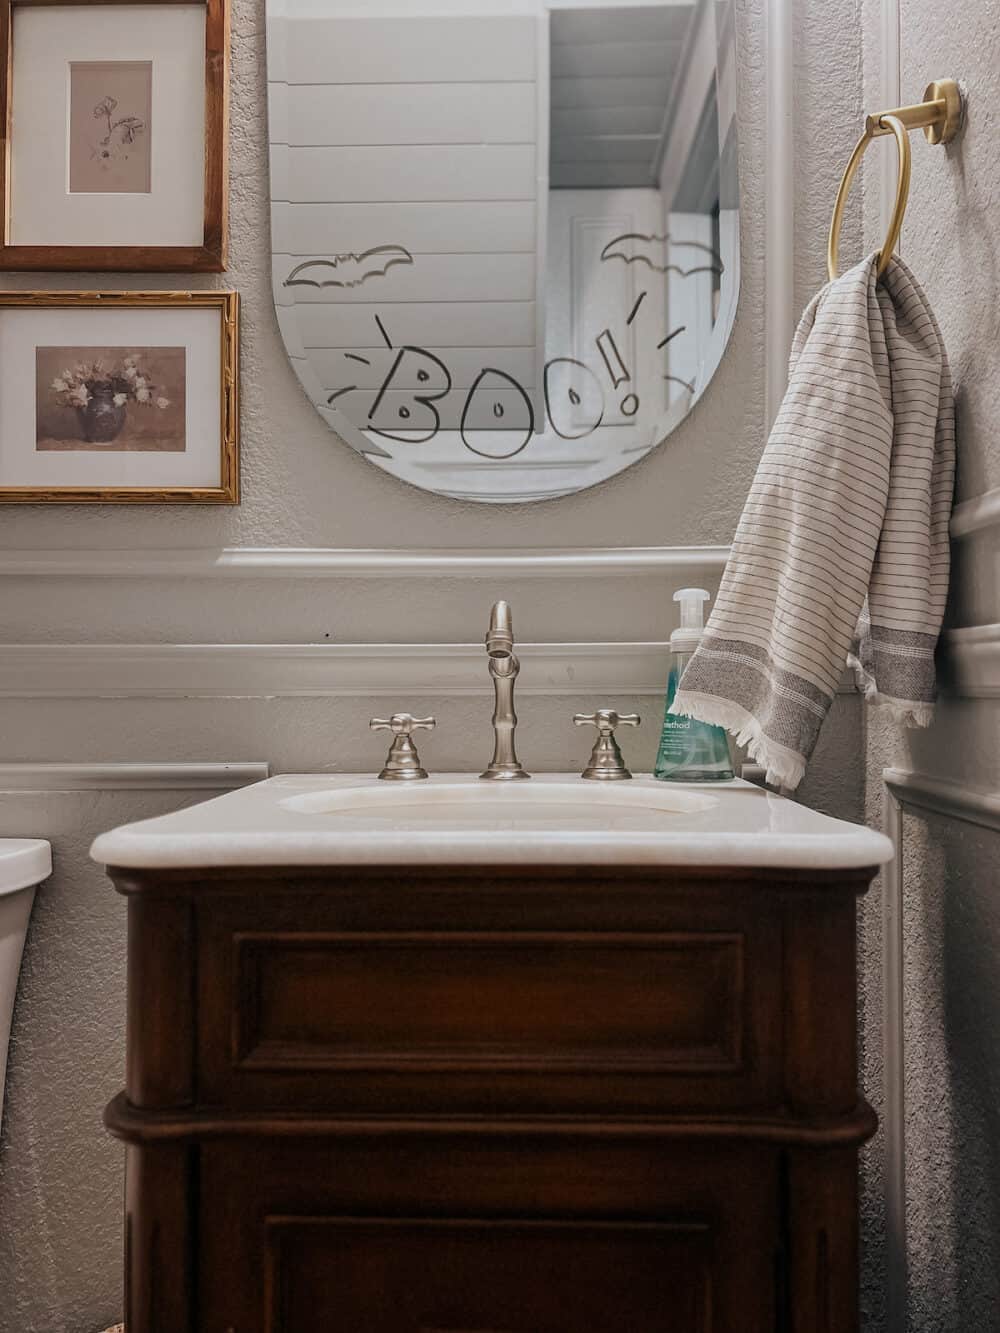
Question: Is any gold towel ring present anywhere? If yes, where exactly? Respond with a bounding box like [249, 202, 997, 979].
[827, 79, 964, 282]
[828, 114, 911, 282]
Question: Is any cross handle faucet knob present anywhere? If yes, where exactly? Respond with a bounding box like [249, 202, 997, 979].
[573, 709, 641, 781]
[573, 709, 641, 735]
[369, 713, 436, 780]
[370, 713, 436, 736]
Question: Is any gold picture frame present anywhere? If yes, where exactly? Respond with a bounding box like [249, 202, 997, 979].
[0, 290, 239, 503]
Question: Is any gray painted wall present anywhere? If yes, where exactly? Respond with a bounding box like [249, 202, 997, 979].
[859, 1, 1000, 1328]
[0, 1, 869, 1330]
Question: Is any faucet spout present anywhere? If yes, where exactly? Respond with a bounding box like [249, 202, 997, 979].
[485, 598, 514, 659]
[480, 600, 530, 781]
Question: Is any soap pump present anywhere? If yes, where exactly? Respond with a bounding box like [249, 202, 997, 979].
[653, 588, 735, 782]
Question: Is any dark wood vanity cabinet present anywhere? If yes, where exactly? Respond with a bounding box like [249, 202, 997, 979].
[105, 863, 876, 1333]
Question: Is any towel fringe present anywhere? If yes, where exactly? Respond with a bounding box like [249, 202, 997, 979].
[670, 690, 807, 791]
[847, 654, 936, 727]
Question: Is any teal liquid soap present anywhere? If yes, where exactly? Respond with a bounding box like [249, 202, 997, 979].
[654, 588, 735, 782]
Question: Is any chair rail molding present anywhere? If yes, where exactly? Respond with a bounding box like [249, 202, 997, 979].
[884, 767, 1000, 835]
[950, 485, 1000, 538]
[0, 546, 731, 580]
[0, 641, 858, 701]
[944, 624, 1000, 697]
[0, 762, 269, 791]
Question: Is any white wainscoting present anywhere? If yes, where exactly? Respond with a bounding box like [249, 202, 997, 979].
[881, 763, 1000, 1332]
[0, 641, 861, 701]
[0, 642, 671, 699]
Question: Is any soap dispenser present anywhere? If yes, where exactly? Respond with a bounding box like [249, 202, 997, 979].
[654, 588, 735, 782]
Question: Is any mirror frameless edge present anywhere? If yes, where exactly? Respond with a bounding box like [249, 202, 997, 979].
[267, 0, 740, 503]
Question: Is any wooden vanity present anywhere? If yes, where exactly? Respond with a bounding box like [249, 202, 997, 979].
[96, 776, 887, 1332]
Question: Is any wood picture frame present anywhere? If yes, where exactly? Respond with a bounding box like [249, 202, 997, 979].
[0, 290, 239, 503]
[0, 0, 229, 271]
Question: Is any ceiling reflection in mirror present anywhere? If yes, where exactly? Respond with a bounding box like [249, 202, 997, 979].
[268, 0, 740, 501]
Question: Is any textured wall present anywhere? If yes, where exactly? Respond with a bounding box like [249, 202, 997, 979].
[0, 2, 870, 1330]
[859, 2, 1000, 1328]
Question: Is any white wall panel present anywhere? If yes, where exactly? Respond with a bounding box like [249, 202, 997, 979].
[280, 15, 536, 86]
[550, 39, 681, 79]
[551, 75, 671, 109]
[272, 82, 536, 147]
[293, 301, 536, 350]
[0, 641, 693, 700]
[551, 105, 665, 137]
[552, 135, 662, 163]
[272, 201, 537, 257]
[304, 346, 537, 390]
[550, 7, 692, 45]
[273, 254, 536, 307]
[277, 145, 536, 204]
[551, 162, 663, 188]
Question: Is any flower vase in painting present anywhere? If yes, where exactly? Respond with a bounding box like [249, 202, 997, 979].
[36, 348, 185, 453]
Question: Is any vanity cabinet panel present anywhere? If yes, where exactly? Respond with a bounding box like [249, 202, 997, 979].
[198, 1137, 779, 1333]
[105, 861, 877, 1333]
[192, 871, 794, 1117]
[199, 921, 782, 1116]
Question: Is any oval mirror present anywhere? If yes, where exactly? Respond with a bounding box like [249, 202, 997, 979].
[267, 0, 739, 502]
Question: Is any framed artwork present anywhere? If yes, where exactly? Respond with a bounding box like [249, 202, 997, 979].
[0, 0, 229, 271]
[0, 291, 239, 503]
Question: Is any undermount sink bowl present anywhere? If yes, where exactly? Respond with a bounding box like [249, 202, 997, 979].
[280, 777, 717, 826]
[89, 773, 896, 871]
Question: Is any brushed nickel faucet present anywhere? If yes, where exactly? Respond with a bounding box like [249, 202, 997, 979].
[480, 600, 530, 781]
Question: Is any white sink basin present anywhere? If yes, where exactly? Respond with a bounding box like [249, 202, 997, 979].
[90, 774, 895, 871]
[281, 778, 717, 827]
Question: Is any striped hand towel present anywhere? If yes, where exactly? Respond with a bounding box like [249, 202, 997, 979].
[670, 254, 955, 789]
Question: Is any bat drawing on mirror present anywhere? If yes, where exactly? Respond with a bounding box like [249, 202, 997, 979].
[284, 246, 415, 290]
[600, 233, 724, 278]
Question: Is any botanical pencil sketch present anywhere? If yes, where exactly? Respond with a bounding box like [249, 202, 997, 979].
[69, 62, 152, 194]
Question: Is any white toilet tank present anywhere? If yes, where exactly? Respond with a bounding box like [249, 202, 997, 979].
[0, 840, 51, 1122]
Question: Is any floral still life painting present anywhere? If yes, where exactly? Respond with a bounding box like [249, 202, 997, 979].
[69, 61, 152, 194]
[36, 347, 185, 451]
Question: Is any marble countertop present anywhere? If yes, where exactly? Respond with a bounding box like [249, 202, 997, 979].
[90, 774, 894, 872]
